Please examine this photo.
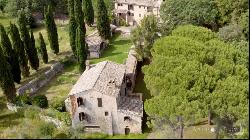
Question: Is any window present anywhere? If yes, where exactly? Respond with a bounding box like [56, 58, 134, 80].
[77, 97, 84, 107]
[97, 98, 102, 107]
[139, 6, 141, 8]
[79, 112, 86, 121]
[105, 112, 109, 116]
[124, 116, 131, 121]
[128, 5, 134, 10]
[118, 3, 123, 6]
[139, 14, 141, 17]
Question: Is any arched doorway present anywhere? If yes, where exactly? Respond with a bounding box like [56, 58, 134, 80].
[125, 126, 130, 135]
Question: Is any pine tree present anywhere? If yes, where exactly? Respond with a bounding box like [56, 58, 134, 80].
[97, 0, 111, 40]
[0, 24, 21, 84]
[83, 0, 94, 26]
[45, 4, 59, 55]
[29, 30, 39, 70]
[74, 0, 86, 34]
[68, 0, 77, 56]
[75, 26, 87, 72]
[0, 44, 16, 103]
[9, 23, 30, 78]
[38, 32, 48, 64]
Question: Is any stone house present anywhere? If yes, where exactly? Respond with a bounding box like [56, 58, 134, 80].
[113, 0, 164, 26]
[65, 61, 143, 135]
[86, 31, 107, 59]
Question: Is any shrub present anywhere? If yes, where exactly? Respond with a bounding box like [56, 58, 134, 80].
[14, 94, 32, 106]
[32, 95, 48, 108]
[218, 24, 245, 42]
[50, 98, 66, 112]
[24, 106, 40, 119]
[56, 112, 72, 126]
[38, 122, 55, 138]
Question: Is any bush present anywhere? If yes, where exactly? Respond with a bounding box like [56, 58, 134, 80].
[218, 24, 245, 42]
[14, 94, 32, 106]
[32, 95, 48, 108]
[38, 122, 55, 138]
[24, 106, 40, 119]
[50, 98, 66, 112]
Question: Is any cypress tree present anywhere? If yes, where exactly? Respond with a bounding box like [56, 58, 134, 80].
[9, 23, 30, 78]
[97, 0, 111, 40]
[83, 0, 94, 26]
[38, 32, 48, 64]
[0, 24, 21, 84]
[29, 30, 39, 70]
[74, 0, 86, 34]
[75, 26, 87, 72]
[68, 0, 77, 56]
[18, 9, 36, 72]
[0, 45, 16, 103]
[45, 5, 59, 55]
[74, 0, 87, 72]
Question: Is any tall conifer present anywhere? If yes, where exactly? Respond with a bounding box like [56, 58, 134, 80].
[38, 33, 48, 64]
[83, 0, 94, 26]
[45, 5, 59, 55]
[29, 30, 39, 70]
[97, 0, 111, 40]
[9, 23, 30, 77]
[0, 46, 16, 103]
[0, 24, 21, 84]
[68, 0, 77, 56]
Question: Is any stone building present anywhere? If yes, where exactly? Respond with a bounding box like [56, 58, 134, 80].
[86, 31, 107, 59]
[65, 61, 143, 135]
[113, 0, 164, 26]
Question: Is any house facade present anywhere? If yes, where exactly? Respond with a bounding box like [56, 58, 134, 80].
[113, 0, 164, 26]
[65, 61, 143, 135]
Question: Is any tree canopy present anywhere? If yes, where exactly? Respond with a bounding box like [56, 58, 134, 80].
[143, 25, 249, 138]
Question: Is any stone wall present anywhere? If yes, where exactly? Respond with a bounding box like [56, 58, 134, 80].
[17, 62, 64, 96]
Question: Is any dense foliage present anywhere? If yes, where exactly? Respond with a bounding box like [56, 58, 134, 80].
[9, 23, 30, 78]
[160, 0, 219, 35]
[68, 0, 77, 56]
[96, 0, 111, 40]
[29, 30, 40, 70]
[131, 15, 159, 61]
[0, 46, 16, 103]
[37, 32, 48, 64]
[143, 25, 248, 138]
[32, 95, 48, 108]
[83, 0, 94, 26]
[45, 4, 59, 55]
[0, 24, 21, 84]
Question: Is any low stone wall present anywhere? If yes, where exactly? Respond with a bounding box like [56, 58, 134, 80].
[17, 62, 64, 96]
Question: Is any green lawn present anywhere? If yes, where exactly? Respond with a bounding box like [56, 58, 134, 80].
[90, 33, 132, 64]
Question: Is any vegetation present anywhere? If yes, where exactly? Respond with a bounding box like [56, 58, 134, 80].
[83, 0, 94, 26]
[14, 94, 32, 106]
[143, 25, 248, 138]
[45, 4, 59, 55]
[37, 32, 48, 64]
[96, 0, 110, 40]
[218, 24, 245, 42]
[68, 0, 77, 56]
[29, 30, 40, 70]
[131, 15, 159, 61]
[0, 47, 16, 103]
[74, 0, 87, 72]
[32, 95, 48, 108]
[9, 23, 30, 77]
[0, 24, 21, 84]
